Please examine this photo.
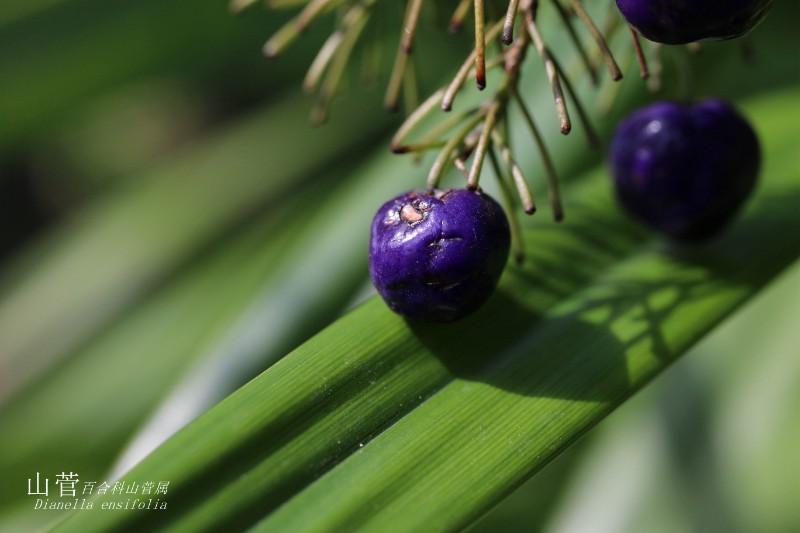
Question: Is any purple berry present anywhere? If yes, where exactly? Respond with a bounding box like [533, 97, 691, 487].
[616, 0, 773, 45]
[609, 99, 760, 241]
[369, 188, 510, 322]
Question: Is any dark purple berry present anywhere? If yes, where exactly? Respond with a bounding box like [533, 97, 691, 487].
[609, 99, 760, 241]
[616, 0, 773, 45]
[369, 188, 510, 322]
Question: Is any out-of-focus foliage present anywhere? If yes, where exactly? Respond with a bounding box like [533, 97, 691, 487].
[0, 1, 798, 532]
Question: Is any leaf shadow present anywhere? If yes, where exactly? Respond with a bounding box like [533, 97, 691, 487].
[407, 279, 681, 403]
[409, 186, 800, 403]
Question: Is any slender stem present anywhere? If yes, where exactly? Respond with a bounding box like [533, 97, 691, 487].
[488, 148, 526, 264]
[401, 0, 423, 52]
[460, 127, 482, 160]
[384, 47, 409, 111]
[303, 30, 345, 92]
[586, 6, 621, 73]
[512, 90, 563, 221]
[442, 19, 504, 111]
[403, 54, 420, 114]
[453, 157, 471, 181]
[229, 0, 259, 14]
[628, 25, 649, 79]
[391, 88, 445, 150]
[298, 0, 364, 83]
[410, 108, 479, 153]
[568, 0, 622, 81]
[492, 131, 536, 214]
[485, 55, 505, 71]
[441, 54, 473, 112]
[552, 0, 598, 85]
[502, 0, 521, 45]
[391, 140, 448, 154]
[467, 100, 501, 189]
[297, 0, 344, 31]
[310, 2, 373, 124]
[474, 0, 487, 89]
[449, 0, 472, 32]
[360, 22, 383, 86]
[551, 56, 600, 149]
[265, 0, 344, 57]
[524, 9, 571, 134]
[427, 114, 484, 188]
[384, 0, 423, 111]
[264, 20, 304, 57]
[463, 15, 528, 191]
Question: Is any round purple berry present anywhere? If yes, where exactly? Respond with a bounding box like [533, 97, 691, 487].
[609, 99, 760, 241]
[616, 0, 773, 45]
[369, 188, 510, 322]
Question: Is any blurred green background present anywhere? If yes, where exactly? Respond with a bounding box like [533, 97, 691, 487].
[1, 0, 799, 532]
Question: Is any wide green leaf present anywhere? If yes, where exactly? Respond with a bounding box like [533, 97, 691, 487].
[50, 87, 800, 533]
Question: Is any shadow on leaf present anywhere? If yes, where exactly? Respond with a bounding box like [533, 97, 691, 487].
[409, 186, 800, 403]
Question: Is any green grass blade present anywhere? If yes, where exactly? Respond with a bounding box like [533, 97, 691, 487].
[0, 148, 410, 532]
[49, 88, 800, 533]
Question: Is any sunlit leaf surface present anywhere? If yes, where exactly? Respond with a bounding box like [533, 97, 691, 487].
[50, 88, 800, 533]
[1, 2, 799, 532]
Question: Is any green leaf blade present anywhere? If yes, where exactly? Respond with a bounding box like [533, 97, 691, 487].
[51, 89, 800, 533]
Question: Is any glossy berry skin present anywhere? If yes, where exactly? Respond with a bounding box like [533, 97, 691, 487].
[609, 99, 760, 241]
[369, 188, 510, 322]
[616, 0, 773, 45]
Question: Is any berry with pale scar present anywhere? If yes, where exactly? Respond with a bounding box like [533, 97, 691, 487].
[369, 188, 510, 322]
